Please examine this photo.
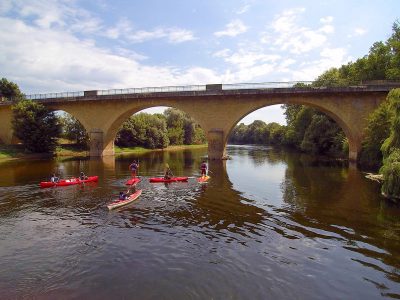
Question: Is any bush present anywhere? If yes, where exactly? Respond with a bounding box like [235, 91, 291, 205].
[12, 99, 61, 153]
[380, 149, 400, 200]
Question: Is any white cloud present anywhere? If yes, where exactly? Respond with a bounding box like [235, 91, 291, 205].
[224, 50, 280, 69]
[320, 16, 333, 23]
[289, 47, 350, 80]
[319, 25, 334, 34]
[214, 19, 248, 37]
[347, 27, 367, 38]
[105, 18, 195, 43]
[213, 48, 232, 58]
[237, 4, 250, 15]
[265, 8, 335, 54]
[354, 28, 367, 36]
[0, 17, 211, 93]
[166, 28, 196, 43]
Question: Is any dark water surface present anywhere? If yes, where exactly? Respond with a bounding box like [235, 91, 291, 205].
[1, 145, 400, 299]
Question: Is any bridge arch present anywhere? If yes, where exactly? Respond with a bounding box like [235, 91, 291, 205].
[225, 102, 352, 157]
[206, 94, 373, 161]
[101, 103, 208, 157]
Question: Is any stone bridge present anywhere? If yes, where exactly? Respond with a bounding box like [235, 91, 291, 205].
[0, 82, 398, 161]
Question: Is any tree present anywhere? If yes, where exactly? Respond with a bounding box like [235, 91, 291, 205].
[358, 101, 392, 169]
[0, 78, 23, 100]
[380, 88, 400, 200]
[59, 114, 89, 148]
[115, 113, 169, 149]
[312, 68, 347, 87]
[12, 99, 61, 153]
[300, 114, 344, 155]
[164, 108, 184, 145]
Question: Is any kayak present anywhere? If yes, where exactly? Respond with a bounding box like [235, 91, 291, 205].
[149, 177, 188, 183]
[39, 176, 98, 188]
[107, 189, 142, 210]
[125, 177, 141, 185]
[197, 175, 210, 183]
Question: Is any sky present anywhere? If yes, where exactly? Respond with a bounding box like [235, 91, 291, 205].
[0, 0, 398, 125]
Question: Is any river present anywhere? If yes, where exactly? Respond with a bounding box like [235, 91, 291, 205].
[0, 145, 399, 299]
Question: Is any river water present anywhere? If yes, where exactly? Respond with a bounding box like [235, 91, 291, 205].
[0, 145, 399, 299]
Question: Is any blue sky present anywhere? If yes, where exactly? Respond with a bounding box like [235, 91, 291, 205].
[0, 0, 398, 125]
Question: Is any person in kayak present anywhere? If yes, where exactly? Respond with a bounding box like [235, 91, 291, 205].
[50, 174, 59, 183]
[118, 191, 128, 200]
[129, 160, 139, 178]
[79, 172, 88, 180]
[164, 163, 174, 180]
[117, 184, 136, 201]
[200, 160, 207, 177]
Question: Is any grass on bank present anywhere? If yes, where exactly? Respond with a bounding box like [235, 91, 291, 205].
[115, 144, 207, 154]
[0, 142, 207, 161]
[0, 144, 27, 160]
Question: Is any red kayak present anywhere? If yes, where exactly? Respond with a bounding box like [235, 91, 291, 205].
[39, 176, 98, 188]
[149, 177, 188, 183]
[125, 177, 141, 185]
[107, 189, 142, 210]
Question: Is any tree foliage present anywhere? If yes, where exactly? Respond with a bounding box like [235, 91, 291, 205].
[358, 101, 393, 169]
[0, 78, 23, 100]
[164, 108, 206, 145]
[115, 108, 206, 149]
[380, 89, 400, 200]
[229, 120, 286, 146]
[59, 114, 89, 148]
[12, 99, 61, 153]
[116, 113, 169, 149]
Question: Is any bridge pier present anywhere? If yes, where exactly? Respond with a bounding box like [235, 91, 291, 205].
[207, 129, 227, 160]
[89, 129, 115, 157]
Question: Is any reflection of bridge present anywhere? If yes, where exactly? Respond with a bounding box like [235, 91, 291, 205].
[0, 82, 399, 161]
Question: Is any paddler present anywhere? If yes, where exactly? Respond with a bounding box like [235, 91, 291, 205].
[117, 184, 136, 201]
[200, 160, 207, 177]
[79, 172, 88, 180]
[164, 163, 174, 180]
[118, 191, 128, 200]
[50, 173, 59, 183]
[129, 160, 139, 178]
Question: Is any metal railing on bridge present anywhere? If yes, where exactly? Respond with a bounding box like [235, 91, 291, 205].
[8, 80, 399, 102]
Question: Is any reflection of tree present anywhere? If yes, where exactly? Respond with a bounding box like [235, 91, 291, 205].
[280, 150, 400, 273]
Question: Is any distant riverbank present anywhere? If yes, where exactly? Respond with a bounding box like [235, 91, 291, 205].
[0, 144, 207, 162]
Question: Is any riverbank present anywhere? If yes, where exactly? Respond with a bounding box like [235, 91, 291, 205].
[0, 144, 208, 162]
[115, 144, 207, 155]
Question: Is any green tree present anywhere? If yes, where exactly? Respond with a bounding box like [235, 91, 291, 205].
[380, 89, 400, 200]
[312, 68, 347, 87]
[386, 22, 400, 79]
[0, 78, 23, 100]
[358, 101, 392, 169]
[12, 99, 61, 153]
[300, 114, 344, 155]
[116, 113, 169, 149]
[164, 108, 185, 145]
[59, 114, 89, 148]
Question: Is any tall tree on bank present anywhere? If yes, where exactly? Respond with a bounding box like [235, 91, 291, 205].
[0, 78, 23, 100]
[12, 99, 61, 153]
[358, 101, 393, 169]
[380, 89, 400, 200]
